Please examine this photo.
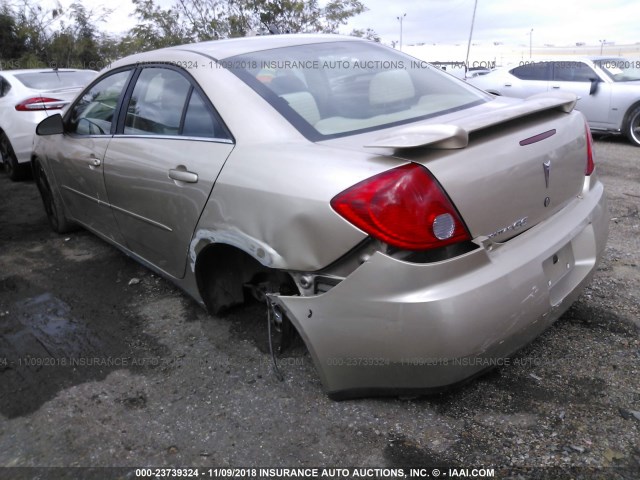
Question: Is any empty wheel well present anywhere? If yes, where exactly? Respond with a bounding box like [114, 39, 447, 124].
[195, 243, 298, 315]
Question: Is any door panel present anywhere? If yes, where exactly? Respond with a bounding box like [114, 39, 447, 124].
[49, 70, 131, 241]
[505, 63, 551, 97]
[103, 138, 233, 278]
[103, 66, 234, 279]
[51, 136, 119, 237]
[551, 62, 611, 124]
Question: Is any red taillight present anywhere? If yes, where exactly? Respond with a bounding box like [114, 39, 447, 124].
[585, 122, 595, 176]
[15, 97, 66, 111]
[330, 163, 471, 251]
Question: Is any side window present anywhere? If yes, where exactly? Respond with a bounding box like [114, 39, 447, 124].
[553, 62, 597, 82]
[68, 70, 131, 135]
[0, 77, 11, 97]
[182, 90, 223, 138]
[124, 68, 190, 136]
[510, 63, 551, 81]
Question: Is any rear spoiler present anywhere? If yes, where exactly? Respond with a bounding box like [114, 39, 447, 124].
[365, 92, 577, 150]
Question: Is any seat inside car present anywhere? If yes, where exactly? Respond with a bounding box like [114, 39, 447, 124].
[269, 74, 322, 126]
[280, 91, 321, 126]
[369, 69, 416, 113]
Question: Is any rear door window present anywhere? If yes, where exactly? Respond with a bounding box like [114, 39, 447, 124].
[0, 77, 11, 97]
[510, 62, 552, 81]
[552, 62, 597, 82]
[182, 90, 220, 138]
[123, 66, 229, 140]
[124, 68, 191, 136]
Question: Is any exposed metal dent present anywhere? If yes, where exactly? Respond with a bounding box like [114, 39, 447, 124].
[189, 228, 285, 272]
[474, 235, 500, 253]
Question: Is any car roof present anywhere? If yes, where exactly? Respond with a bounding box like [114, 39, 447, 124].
[117, 34, 364, 65]
[0, 68, 89, 75]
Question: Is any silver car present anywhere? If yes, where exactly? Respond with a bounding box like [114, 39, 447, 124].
[467, 57, 640, 146]
[0, 69, 97, 180]
[33, 35, 609, 398]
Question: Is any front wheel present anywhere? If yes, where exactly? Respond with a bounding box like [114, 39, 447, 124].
[0, 132, 28, 181]
[624, 106, 640, 147]
[33, 159, 76, 233]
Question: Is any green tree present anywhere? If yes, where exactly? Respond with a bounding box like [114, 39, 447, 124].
[350, 27, 380, 43]
[322, 0, 366, 33]
[126, 0, 193, 52]
[1, 0, 112, 69]
[0, 0, 370, 68]
[69, 2, 104, 67]
[12, 0, 57, 67]
[123, 0, 368, 52]
[0, 4, 26, 65]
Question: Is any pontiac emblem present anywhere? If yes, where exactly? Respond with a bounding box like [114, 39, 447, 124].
[543, 160, 551, 188]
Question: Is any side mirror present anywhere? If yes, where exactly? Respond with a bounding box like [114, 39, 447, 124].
[36, 114, 64, 135]
[588, 78, 601, 95]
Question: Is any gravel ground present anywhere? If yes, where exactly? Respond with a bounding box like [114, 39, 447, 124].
[0, 135, 638, 480]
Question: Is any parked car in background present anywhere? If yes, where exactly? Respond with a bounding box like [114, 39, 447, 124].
[0, 69, 97, 180]
[467, 57, 640, 146]
[33, 35, 608, 398]
[465, 66, 492, 78]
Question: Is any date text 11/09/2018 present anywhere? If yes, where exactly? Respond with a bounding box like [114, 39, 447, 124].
[134, 467, 496, 478]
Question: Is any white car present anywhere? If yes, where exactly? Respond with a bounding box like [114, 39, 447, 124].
[468, 57, 640, 146]
[0, 69, 97, 180]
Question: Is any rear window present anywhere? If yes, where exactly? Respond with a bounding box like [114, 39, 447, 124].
[13, 71, 96, 90]
[226, 41, 487, 140]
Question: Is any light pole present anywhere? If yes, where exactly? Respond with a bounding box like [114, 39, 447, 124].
[397, 13, 406, 51]
[599, 39, 606, 54]
[465, 0, 478, 75]
[529, 29, 534, 58]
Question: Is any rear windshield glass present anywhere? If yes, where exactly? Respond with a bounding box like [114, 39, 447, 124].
[226, 41, 488, 140]
[14, 71, 96, 90]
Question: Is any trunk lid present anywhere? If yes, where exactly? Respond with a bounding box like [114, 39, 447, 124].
[326, 94, 590, 244]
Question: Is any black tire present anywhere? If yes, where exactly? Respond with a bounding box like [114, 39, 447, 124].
[0, 132, 29, 181]
[624, 105, 640, 147]
[33, 159, 76, 233]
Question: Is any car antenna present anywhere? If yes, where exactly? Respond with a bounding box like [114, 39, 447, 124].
[51, 63, 61, 81]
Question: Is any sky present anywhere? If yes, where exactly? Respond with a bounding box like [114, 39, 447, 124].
[50, 0, 640, 48]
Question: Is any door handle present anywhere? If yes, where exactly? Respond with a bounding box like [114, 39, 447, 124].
[169, 168, 198, 183]
[504, 83, 512, 87]
[551, 85, 560, 89]
[88, 155, 101, 167]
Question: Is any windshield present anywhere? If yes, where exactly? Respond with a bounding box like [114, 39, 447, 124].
[14, 71, 97, 90]
[596, 59, 640, 82]
[226, 41, 488, 139]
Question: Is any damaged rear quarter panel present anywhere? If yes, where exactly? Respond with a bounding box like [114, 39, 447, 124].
[192, 142, 403, 271]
